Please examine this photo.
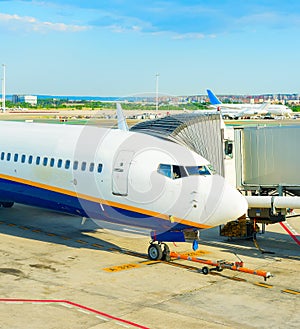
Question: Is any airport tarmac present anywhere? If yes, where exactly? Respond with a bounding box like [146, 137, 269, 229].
[0, 204, 299, 329]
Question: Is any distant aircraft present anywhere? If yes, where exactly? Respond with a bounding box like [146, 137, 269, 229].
[0, 105, 247, 260]
[207, 89, 293, 119]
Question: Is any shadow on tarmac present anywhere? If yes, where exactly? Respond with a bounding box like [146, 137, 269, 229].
[200, 225, 300, 261]
[0, 203, 148, 257]
[0, 203, 299, 262]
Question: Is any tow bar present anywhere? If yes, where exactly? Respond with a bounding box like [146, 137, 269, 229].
[170, 251, 272, 281]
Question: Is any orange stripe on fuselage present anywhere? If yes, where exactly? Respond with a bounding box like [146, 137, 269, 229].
[0, 173, 212, 230]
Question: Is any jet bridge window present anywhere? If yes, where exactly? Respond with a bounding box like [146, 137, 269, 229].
[224, 140, 233, 158]
[185, 166, 211, 176]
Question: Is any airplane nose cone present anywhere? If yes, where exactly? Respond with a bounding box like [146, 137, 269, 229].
[200, 175, 248, 226]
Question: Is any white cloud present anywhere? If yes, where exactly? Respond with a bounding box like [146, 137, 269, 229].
[172, 32, 206, 40]
[0, 12, 90, 32]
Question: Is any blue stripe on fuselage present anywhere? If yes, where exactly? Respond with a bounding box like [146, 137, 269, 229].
[0, 177, 190, 232]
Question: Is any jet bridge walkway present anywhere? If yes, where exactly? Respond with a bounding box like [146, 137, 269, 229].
[130, 113, 225, 176]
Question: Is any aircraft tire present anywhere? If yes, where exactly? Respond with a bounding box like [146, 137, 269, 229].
[148, 244, 163, 261]
[161, 243, 170, 261]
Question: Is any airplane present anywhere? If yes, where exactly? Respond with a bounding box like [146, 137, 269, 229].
[207, 89, 293, 119]
[0, 105, 247, 260]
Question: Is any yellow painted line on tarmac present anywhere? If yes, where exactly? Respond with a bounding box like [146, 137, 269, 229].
[19, 226, 30, 230]
[103, 259, 161, 272]
[254, 282, 273, 289]
[8, 223, 16, 227]
[60, 236, 70, 240]
[180, 250, 211, 257]
[282, 289, 300, 295]
[76, 239, 89, 244]
[103, 263, 141, 273]
[108, 247, 120, 252]
[92, 243, 104, 248]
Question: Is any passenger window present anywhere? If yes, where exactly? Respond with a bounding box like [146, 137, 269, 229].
[57, 159, 63, 168]
[73, 161, 78, 170]
[50, 158, 55, 167]
[89, 163, 95, 172]
[7, 153, 11, 161]
[36, 156, 41, 165]
[1, 152, 5, 160]
[21, 154, 26, 163]
[97, 163, 103, 173]
[43, 157, 48, 166]
[65, 160, 70, 169]
[81, 162, 86, 171]
[14, 153, 18, 162]
[28, 155, 33, 164]
[158, 164, 172, 178]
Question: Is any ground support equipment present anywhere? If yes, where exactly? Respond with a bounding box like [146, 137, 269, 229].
[169, 251, 272, 281]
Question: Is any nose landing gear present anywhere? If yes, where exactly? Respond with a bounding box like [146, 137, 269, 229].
[148, 242, 170, 261]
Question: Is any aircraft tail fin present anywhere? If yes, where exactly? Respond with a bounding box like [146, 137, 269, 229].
[116, 103, 129, 131]
[207, 89, 222, 105]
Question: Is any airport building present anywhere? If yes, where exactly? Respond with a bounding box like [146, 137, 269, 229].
[12, 94, 37, 106]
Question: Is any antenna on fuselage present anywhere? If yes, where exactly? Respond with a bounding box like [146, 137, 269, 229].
[116, 102, 129, 131]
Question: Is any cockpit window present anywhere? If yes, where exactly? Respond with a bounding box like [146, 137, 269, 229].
[172, 165, 188, 179]
[158, 164, 211, 179]
[158, 164, 172, 178]
[157, 164, 192, 179]
[186, 166, 211, 176]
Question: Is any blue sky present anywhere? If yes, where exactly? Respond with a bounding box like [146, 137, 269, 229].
[1, 0, 300, 96]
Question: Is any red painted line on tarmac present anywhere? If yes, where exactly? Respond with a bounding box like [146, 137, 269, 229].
[279, 222, 300, 246]
[0, 299, 149, 329]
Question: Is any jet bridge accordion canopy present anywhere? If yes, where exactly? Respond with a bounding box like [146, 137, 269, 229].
[130, 113, 224, 176]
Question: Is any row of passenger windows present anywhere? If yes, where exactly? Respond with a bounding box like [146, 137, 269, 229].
[0, 152, 103, 173]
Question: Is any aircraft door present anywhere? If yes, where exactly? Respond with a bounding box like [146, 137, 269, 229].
[112, 150, 134, 196]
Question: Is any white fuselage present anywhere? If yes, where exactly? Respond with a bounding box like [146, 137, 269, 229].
[0, 121, 247, 233]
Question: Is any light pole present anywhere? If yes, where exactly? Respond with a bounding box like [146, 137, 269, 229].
[155, 73, 159, 111]
[2, 64, 6, 113]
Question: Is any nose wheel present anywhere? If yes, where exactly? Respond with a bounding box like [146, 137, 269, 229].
[148, 242, 170, 261]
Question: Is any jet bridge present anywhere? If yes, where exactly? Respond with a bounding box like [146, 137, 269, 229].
[132, 115, 300, 237]
[234, 125, 300, 197]
[130, 113, 225, 176]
